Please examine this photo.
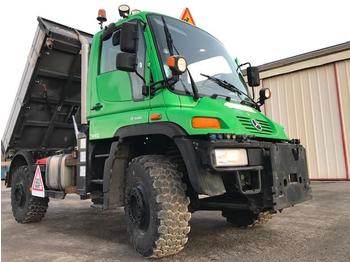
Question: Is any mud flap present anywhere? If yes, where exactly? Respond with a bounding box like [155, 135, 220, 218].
[270, 144, 312, 210]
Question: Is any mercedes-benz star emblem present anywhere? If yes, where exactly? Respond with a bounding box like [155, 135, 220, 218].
[251, 119, 262, 131]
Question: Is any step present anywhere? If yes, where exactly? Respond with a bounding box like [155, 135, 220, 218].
[45, 190, 65, 199]
[90, 179, 103, 185]
[90, 203, 103, 209]
[94, 154, 109, 158]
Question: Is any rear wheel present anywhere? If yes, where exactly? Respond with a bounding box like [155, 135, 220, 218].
[124, 155, 191, 258]
[11, 166, 49, 223]
[222, 210, 273, 227]
[222, 210, 258, 227]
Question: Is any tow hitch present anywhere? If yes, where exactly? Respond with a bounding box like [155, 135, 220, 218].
[236, 167, 263, 194]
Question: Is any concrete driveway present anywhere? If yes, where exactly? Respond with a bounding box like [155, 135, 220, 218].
[2, 181, 350, 262]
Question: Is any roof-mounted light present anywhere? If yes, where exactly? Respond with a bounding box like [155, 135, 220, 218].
[119, 4, 130, 18]
[97, 9, 107, 29]
[131, 9, 141, 15]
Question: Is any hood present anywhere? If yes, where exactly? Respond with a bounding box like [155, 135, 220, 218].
[166, 96, 288, 140]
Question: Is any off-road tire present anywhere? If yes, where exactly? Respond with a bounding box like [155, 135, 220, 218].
[11, 166, 49, 223]
[125, 155, 191, 258]
[222, 210, 272, 227]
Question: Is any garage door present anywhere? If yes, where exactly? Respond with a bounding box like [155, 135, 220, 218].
[262, 63, 347, 179]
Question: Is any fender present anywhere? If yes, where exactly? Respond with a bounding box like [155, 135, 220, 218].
[7, 151, 35, 187]
[103, 141, 129, 209]
[114, 122, 225, 196]
[101, 123, 188, 208]
[115, 122, 187, 139]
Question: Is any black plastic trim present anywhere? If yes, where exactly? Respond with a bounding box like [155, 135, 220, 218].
[7, 151, 35, 187]
[115, 122, 187, 139]
[103, 141, 119, 209]
[174, 137, 226, 196]
[9, 151, 35, 175]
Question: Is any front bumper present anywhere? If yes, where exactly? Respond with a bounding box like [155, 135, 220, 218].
[175, 137, 312, 211]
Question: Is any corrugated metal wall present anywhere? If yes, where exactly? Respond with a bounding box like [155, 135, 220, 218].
[260, 60, 350, 180]
[335, 60, 350, 179]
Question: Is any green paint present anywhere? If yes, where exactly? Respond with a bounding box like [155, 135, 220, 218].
[86, 12, 288, 141]
[96, 72, 132, 102]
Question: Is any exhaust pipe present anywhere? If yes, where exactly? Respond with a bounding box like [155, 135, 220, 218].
[75, 30, 89, 125]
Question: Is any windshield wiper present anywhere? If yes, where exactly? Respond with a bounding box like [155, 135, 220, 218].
[161, 16, 175, 56]
[161, 16, 199, 100]
[178, 78, 192, 95]
[200, 73, 259, 110]
[211, 94, 232, 101]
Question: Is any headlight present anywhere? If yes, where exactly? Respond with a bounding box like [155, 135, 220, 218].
[213, 149, 248, 167]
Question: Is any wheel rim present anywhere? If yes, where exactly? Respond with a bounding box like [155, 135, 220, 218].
[14, 183, 26, 208]
[127, 186, 149, 230]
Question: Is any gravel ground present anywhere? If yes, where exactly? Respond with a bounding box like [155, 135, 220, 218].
[2, 181, 350, 262]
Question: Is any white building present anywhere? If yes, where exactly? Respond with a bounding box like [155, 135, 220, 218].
[257, 42, 350, 180]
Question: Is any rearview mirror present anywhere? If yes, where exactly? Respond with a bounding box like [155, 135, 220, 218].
[247, 66, 260, 87]
[116, 53, 136, 72]
[120, 22, 138, 53]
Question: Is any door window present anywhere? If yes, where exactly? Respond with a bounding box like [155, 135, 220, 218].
[131, 24, 146, 101]
[100, 30, 121, 74]
[99, 23, 146, 101]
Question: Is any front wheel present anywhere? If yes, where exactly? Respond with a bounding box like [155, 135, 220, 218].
[124, 155, 191, 258]
[11, 166, 49, 223]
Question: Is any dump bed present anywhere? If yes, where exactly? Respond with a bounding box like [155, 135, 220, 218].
[1, 17, 93, 158]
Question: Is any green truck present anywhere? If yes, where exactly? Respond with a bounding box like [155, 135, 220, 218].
[2, 6, 312, 258]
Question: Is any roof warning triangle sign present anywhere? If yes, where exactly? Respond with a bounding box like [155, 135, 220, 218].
[32, 165, 45, 198]
[180, 8, 195, 26]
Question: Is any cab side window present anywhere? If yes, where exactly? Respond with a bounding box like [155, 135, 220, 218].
[131, 23, 146, 101]
[100, 30, 121, 74]
[99, 23, 146, 101]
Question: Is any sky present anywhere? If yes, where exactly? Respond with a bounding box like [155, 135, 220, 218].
[0, 0, 349, 143]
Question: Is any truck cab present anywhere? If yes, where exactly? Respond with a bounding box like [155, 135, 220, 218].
[3, 8, 312, 259]
[88, 13, 287, 141]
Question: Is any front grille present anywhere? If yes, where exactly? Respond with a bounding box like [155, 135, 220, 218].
[236, 116, 274, 135]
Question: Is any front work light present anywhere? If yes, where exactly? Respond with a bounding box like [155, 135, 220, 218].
[213, 149, 248, 167]
[192, 117, 221, 129]
[260, 88, 272, 100]
[167, 55, 187, 75]
[258, 87, 272, 106]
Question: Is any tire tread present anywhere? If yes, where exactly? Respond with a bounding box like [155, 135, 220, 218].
[11, 166, 49, 223]
[126, 155, 191, 258]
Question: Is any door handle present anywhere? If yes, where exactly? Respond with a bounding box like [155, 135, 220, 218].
[91, 103, 103, 111]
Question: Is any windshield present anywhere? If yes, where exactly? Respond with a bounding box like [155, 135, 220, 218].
[148, 14, 248, 101]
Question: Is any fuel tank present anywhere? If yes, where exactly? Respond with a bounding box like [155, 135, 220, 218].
[45, 154, 75, 190]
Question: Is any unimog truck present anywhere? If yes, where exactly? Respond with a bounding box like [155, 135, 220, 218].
[2, 6, 312, 258]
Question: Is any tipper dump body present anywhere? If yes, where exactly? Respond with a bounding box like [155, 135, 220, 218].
[1, 17, 92, 158]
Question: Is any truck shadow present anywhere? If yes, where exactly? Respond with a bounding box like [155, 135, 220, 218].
[42, 206, 129, 244]
[42, 204, 276, 258]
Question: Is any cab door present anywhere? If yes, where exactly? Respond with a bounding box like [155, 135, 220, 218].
[90, 21, 150, 139]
